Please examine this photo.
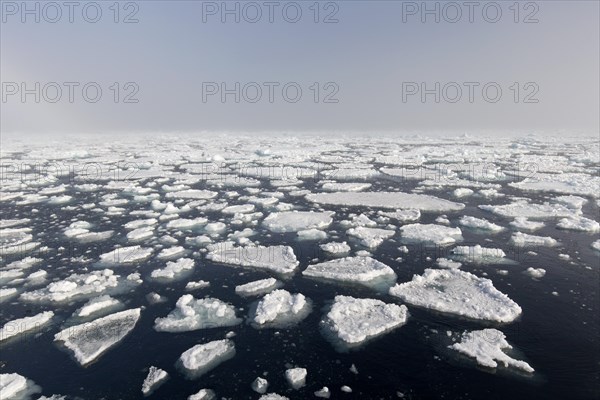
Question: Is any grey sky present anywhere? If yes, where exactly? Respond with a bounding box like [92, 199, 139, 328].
[1, 1, 598, 134]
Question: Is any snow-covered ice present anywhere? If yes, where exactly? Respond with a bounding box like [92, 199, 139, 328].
[389, 269, 521, 323]
[347, 226, 395, 248]
[556, 216, 599, 232]
[73, 295, 121, 318]
[206, 242, 299, 275]
[0, 311, 54, 342]
[154, 295, 241, 332]
[262, 211, 334, 233]
[235, 278, 282, 297]
[285, 367, 307, 389]
[510, 232, 558, 247]
[141, 366, 168, 396]
[319, 241, 351, 255]
[321, 296, 408, 350]
[54, 308, 142, 366]
[250, 289, 311, 328]
[303, 257, 397, 289]
[458, 216, 504, 232]
[306, 192, 465, 212]
[150, 258, 195, 281]
[177, 339, 236, 379]
[400, 224, 463, 246]
[252, 377, 269, 394]
[449, 329, 534, 373]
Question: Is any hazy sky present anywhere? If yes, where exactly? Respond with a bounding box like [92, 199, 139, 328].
[1, 0, 598, 134]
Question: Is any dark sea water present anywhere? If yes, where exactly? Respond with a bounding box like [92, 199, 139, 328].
[1, 170, 599, 400]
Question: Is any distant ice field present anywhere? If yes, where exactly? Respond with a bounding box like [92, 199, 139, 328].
[0, 135, 598, 400]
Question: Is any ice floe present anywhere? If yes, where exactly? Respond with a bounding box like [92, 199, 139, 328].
[54, 308, 142, 366]
[235, 278, 282, 297]
[262, 211, 334, 233]
[319, 241, 351, 256]
[250, 289, 311, 328]
[303, 257, 397, 289]
[141, 366, 169, 396]
[480, 201, 579, 219]
[389, 269, 521, 322]
[306, 192, 465, 212]
[509, 217, 545, 231]
[98, 245, 153, 266]
[154, 295, 241, 332]
[73, 295, 121, 318]
[458, 216, 504, 232]
[400, 224, 463, 246]
[0, 311, 54, 342]
[0, 373, 40, 399]
[285, 367, 307, 389]
[177, 339, 235, 379]
[206, 242, 299, 275]
[510, 232, 558, 247]
[252, 377, 269, 394]
[347, 226, 395, 248]
[449, 329, 534, 373]
[556, 216, 599, 232]
[450, 245, 508, 264]
[321, 296, 408, 350]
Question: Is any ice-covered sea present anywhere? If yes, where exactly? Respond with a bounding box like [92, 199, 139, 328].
[0, 134, 598, 399]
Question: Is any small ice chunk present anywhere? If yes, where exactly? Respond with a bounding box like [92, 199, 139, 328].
[141, 366, 168, 396]
[303, 256, 397, 289]
[188, 389, 216, 400]
[510, 232, 558, 247]
[150, 258, 195, 281]
[591, 240, 600, 251]
[157, 246, 188, 260]
[177, 339, 235, 379]
[54, 308, 142, 366]
[389, 269, 521, 323]
[347, 226, 395, 249]
[235, 278, 282, 297]
[509, 217, 545, 231]
[154, 295, 241, 332]
[98, 245, 153, 266]
[321, 296, 408, 349]
[186, 280, 210, 290]
[262, 211, 334, 233]
[320, 241, 351, 255]
[251, 289, 311, 328]
[436, 258, 462, 269]
[251, 377, 269, 394]
[259, 394, 289, 400]
[285, 367, 307, 389]
[73, 295, 121, 318]
[450, 245, 507, 263]
[377, 209, 420, 223]
[314, 386, 331, 398]
[458, 216, 504, 232]
[341, 385, 352, 393]
[297, 228, 328, 241]
[400, 224, 463, 246]
[449, 329, 534, 373]
[524, 268, 546, 278]
[0, 311, 54, 342]
[556, 216, 600, 232]
[453, 188, 474, 198]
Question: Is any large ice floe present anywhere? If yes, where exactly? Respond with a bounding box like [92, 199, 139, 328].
[321, 296, 408, 350]
[54, 308, 142, 366]
[302, 256, 397, 290]
[206, 242, 299, 275]
[449, 329, 534, 373]
[262, 211, 334, 232]
[249, 289, 312, 328]
[177, 339, 236, 379]
[306, 192, 465, 212]
[154, 295, 241, 332]
[389, 269, 521, 323]
[400, 224, 463, 246]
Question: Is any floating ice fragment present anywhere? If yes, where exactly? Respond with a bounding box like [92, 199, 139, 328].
[0, 311, 54, 342]
[347, 227, 395, 248]
[303, 257, 397, 289]
[321, 296, 408, 350]
[400, 224, 463, 246]
[510, 232, 558, 247]
[449, 329, 534, 373]
[154, 295, 241, 332]
[207, 242, 299, 275]
[250, 289, 311, 328]
[54, 308, 142, 366]
[177, 339, 235, 379]
[285, 368, 307, 389]
[141, 366, 168, 396]
[262, 211, 334, 233]
[235, 278, 282, 297]
[307, 192, 464, 212]
[389, 269, 521, 323]
[251, 377, 269, 394]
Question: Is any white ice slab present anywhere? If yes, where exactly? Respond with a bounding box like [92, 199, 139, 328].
[250, 289, 311, 328]
[347, 227, 395, 248]
[177, 339, 235, 379]
[306, 192, 465, 212]
[0, 311, 54, 342]
[141, 366, 168, 396]
[235, 278, 282, 297]
[449, 329, 534, 373]
[389, 269, 521, 323]
[206, 242, 299, 275]
[303, 257, 397, 289]
[400, 224, 463, 246]
[154, 295, 241, 332]
[54, 308, 142, 366]
[262, 211, 334, 233]
[321, 296, 408, 349]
